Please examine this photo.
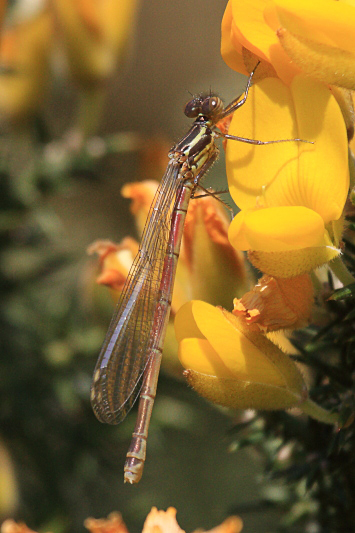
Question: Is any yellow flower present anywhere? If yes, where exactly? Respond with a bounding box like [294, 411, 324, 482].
[225, 75, 348, 277]
[221, 0, 355, 89]
[176, 300, 307, 410]
[52, 0, 139, 87]
[0, 8, 52, 123]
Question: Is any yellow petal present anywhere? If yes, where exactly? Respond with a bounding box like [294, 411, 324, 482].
[228, 0, 299, 84]
[103, 0, 139, 58]
[52, 0, 139, 86]
[179, 338, 235, 378]
[248, 245, 341, 278]
[174, 300, 205, 343]
[273, 0, 355, 55]
[228, 206, 327, 252]
[225, 210, 250, 251]
[0, 441, 18, 516]
[226, 77, 349, 224]
[268, 0, 355, 88]
[221, 1, 248, 75]
[52, 0, 112, 85]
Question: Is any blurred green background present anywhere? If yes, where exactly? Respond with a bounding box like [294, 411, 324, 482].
[0, 1, 285, 532]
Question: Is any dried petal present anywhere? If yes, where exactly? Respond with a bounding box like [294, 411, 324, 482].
[233, 274, 313, 331]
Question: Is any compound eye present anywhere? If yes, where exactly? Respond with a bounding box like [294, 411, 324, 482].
[184, 98, 202, 118]
[201, 96, 222, 117]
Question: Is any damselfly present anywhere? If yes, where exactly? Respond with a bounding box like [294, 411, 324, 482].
[91, 65, 311, 484]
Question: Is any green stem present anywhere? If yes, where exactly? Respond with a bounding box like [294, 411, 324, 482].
[300, 398, 339, 425]
[76, 85, 107, 138]
[330, 256, 355, 286]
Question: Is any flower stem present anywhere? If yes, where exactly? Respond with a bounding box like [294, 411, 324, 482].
[300, 398, 339, 425]
[330, 256, 355, 286]
[76, 85, 106, 138]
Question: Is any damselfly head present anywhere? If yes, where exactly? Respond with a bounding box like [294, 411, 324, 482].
[184, 94, 224, 120]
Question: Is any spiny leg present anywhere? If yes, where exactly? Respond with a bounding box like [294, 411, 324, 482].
[219, 61, 260, 120]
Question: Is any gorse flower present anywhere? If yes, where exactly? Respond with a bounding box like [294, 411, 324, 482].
[174, 0, 352, 424]
[226, 75, 349, 277]
[221, 0, 355, 90]
[176, 300, 307, 411]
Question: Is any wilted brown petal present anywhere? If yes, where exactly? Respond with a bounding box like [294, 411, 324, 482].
[233, 274, 313, 332]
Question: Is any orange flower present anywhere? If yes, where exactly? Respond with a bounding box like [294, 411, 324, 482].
[87, 238, 139, 298]
[84, 512, 128, 533]
[1, 522, 38, 533]
[1, 510, 243, 533]
[121, 180, 159, 237]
